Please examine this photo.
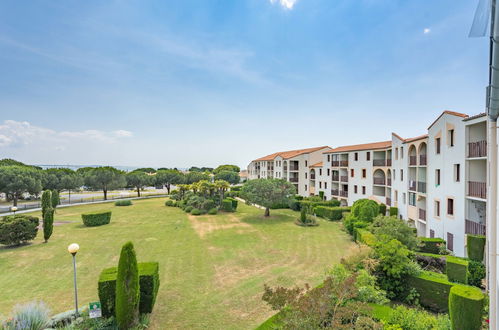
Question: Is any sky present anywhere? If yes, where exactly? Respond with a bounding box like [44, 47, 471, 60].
[0, 0, 490, 168]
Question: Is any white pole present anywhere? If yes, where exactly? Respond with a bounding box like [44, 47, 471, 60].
[488, 119, 498, 330]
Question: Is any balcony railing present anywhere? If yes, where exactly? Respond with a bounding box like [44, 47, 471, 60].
[418, 208, 426, 221]
[408, 181, 417, 191]
[340, 190, 348, 197]
[386, 197, 391, 206]
[417, 181, 426, 194]
[465, 219, 486, 235]
[332, 174, 339, 181]
[332, 161, 340, 167]
[468, 141, 487, 158]
[289, 165, 299, 171]
[289, 177, 299, 183]
[331, 189, 339, 196]
[409, 156, 417, 166]
[468, 181, 486, 199]
[387, 178, 392, 186]
[340, 176, 348, 183]
[373, 177, 385, 185]
[387, 159, 392, 166]
[340, 160, 349, 167]
[373, 159, 386, 166]
[419, 155, 427, 166]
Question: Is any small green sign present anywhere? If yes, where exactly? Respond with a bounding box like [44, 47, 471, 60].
[89, 301, 102, 318]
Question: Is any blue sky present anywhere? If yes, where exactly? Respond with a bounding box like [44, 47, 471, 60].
[0, 0, 489, 168]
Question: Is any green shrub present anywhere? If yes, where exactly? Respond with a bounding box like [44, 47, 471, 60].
[449, 285, 485, 330]
[0, 215, 39, 246]
[164, 199, 176, 207]
[81, 211, 112, 227]
[378, 204, 386, 215]
[446, 256, 468, 284]
[299, 199, 340, 210]
[384, 305, 451, 330]
[228, 198, 238, 210]
[288, 199, 301, 211]
[208, 208, 218, 215]
[419, 237, 445, 254]
[99, 262, 160, 318]
[467, 235, 486, 261]
[319, 191, 324, 200]
[51, 190, 60, 208]
[221, 199, 233, 212]
[41, 190, 52, 218]
[355, 229, 377, 247]
[43, 207, 54, 243]
[115, 200, 132, 206]
[191, 208, 202, 216]
[116, 242, 140, 329]
[467, 260, 486, 288]
[408, 271, 454, 312]
[389, 206, 398, 217]
[351, 199, 379, 222]
[184, 206, 193, 213]
[370, 215, 419, 250]
[200, 199, 216, 211]
[314, 206, 351, 221]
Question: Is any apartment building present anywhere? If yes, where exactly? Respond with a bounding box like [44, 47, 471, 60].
[247, 146, 331, 196]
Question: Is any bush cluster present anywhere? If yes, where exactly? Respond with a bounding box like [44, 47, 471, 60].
[313, 206, 350, 221]
[81, 211, 112, 227]
[115, 200, 132, 206]
[0, 215, 39, 246]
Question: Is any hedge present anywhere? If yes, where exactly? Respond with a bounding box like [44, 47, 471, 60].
[355, 228, 377, 247]
[408, 271, 454, 312]
[227, 197, 238, 210]
[313, 206, 351, 221]
[467, 235, 486, 261]
[414, 252, 446, 273]
[419, 237, 445, 254]
[449, 285, 485, 330]
[378, 204, 386, 215]
[191, 208, 202, 216]
[446, 256, 468, 284]
[82, 211, 112, 227]
[221, 199, 233, 212]
[299, 199, 340, 210]
[389, 206, 398, 217]
[98, 262, 160, 317]
[165, 200, 176, 207]
[115, 200, 132, 206]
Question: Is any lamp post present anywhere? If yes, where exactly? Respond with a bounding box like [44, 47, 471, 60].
[11, 206, 17, 214]
[67, 243, 80, 317]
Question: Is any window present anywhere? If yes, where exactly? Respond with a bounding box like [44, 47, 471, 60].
[436, 138, 441, 154]
[403, 193, 406, 204]
[320, 169, 323, 175]
[354, 185, 358, 193]
[401, 147, 404, 158]
[319, 182, 322, 189]
[327, 169, 329, 176]
[454, 164, 460, 182]
[324, 182, 327, 189]
[305, 160, 308, 166]
[436, 169, 441, 186]
[305, 173, 308, 179]
[409, 192, 416, 206]
[354, 152, 358, 161]
[449, 129, 454, 147]
[430, 229, 435, 238]
[400, 169, 403, 181]
[395, 148, 399, 160]
[350, 169, 354, 177]
[447, 232, 454, 251]
[362, 169, 366, 178]
[395, 190, 398, 202]
[435, 200, 440, 217]
[327, 155, 330, 162]
[366, 152, 371, 161]
[447, 198, 454, 216]
[393, 171, 396, 180]
[362, 186, 366, 194]
[305, 184, 307, 191]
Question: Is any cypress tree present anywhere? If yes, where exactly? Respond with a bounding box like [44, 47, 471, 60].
[43, 207, 54, 243]
[115, 241, 140, 329]
[41, 190, 52, 218]
[51, 190, 60, 209]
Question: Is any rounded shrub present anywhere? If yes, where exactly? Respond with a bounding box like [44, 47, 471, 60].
[82, 211, 112, 227]
[164, 200, 176, 207]
[467, 260, 486, 288]
[0, 215, 39, 246]
[191, 208, 202, 216]
[221, 199, 233, 212]
[115, 200, 132, 206]
[116, 241, 139, 329]
[378, 203, 387, 215]
[449, 285, 484, 330]
[208, 208, 218, 215]
[184, 206, 193, 213]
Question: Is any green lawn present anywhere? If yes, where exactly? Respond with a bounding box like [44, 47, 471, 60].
[0, 198, 356, 329]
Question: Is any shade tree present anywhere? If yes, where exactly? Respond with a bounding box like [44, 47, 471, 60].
[83, 167, 126, 200]
[126, 171, 152, 197]
[241, 179, 296, 217]
[0, 166, 44, 206]
[214, 170, 240, 185]
[155, 169, 184, 194]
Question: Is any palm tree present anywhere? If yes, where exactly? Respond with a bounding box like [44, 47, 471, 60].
[197, 180, 211, 198]
[214, 180, 230, 201]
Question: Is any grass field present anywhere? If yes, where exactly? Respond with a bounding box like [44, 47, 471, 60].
[0, 198, 356, 329]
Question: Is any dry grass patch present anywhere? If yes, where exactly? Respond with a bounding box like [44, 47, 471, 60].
[187, 213, 254, 239]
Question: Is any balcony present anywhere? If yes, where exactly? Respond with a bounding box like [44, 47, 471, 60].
[340, 190, 348, 198]
[419, 155, 427, 166]
[373, 159, 386, 166]
[417, 181, 426, 194]
[418, 208, 426, 221]
[289, 177, 299, 183]
[332, 161, 340, 167]
[465, 219, 486, 235]
[468, 181, 486, 199]
[332, 174, 339, 182]
[340, 176, 348, 183]
[386, 197, 391, 206]
[387, 178, 391, 186]
[387, 159, 392, 166]
[408, 181, 417, 191]
[310, 174, 316, 180]
[331, 189, 339, 196]
[409, 156, 417, 166]
[373, 177, 385, 185]
[289, 165, 299, 171]
[468, 141, 487, 158]
[340, 160, 349, 167]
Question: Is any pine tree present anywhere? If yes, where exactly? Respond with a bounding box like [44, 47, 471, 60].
[115, 241, 140, 329]
[43, 207, 54, 243]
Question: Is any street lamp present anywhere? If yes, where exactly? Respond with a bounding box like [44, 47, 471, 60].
[67, 243, 80, 317]
[11, 206, 17, 214]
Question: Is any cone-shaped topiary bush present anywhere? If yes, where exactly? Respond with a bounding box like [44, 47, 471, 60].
[115, 241, 140, 329]
[41, 190, 52, 218]
[448, 285, 484, 330]
[43, 207, 54, 243]
[51, 190, 60, 209]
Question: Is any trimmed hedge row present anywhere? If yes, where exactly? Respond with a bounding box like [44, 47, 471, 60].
[467, 234, 485, 261]
[82, 211, 112, 227]
[115, 200, 132, 206]
[389, 206, 398, 217]
[419, 237, 445, 254]
[449, 285, 485, 330]
[355, 228, 377, 247]
[446, 256, 468, 284]
[408, 271, 454, 312]
[313, 206, 351, 221]
[299, 199, 340, 210]
[98, 262, 160, 317]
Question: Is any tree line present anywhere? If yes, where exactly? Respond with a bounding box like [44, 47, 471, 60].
[0, 159, 241, 206]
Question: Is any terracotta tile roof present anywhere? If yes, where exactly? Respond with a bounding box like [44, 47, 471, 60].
[309, 162, 323, 168]
[428, 110, 468, 130]
[403, 134, 428, 144]
[324, 140, 392, 154]
[463, 113, 486, 121]
[392, 133, 404, 141]
[253, 146, 330, 162]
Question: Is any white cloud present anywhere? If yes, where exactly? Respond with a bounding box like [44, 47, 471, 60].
[270, 0, 298, 9]
[423, 28, 431, 34]
[113, 130, 133, 138]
